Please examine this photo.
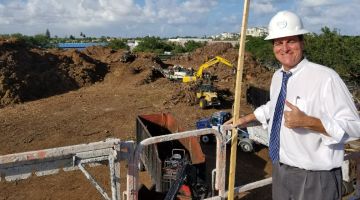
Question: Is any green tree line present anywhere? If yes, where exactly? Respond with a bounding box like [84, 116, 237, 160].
[0, 33, 205, 55]
[1, 33, 54, 48]
[132, 36, 205, 54]
[304, 27, 360, 83]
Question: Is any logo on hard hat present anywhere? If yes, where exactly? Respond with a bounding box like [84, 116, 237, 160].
[277, 21, 287, 29]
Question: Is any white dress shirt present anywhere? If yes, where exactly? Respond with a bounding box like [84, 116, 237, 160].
[254, 58, 360, 170]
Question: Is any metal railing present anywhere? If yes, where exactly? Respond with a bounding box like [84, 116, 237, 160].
[0, 138, 134, 200]
[1, 132, 360, 200]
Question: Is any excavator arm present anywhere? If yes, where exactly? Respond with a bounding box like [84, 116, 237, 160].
[195, 56, 233, 78]
[183, 56, 233, 83]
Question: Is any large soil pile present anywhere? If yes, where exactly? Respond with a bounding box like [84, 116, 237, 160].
[0, 39, 272, 111]
[0, 38, 108, 107]
[0, 39, 274, 200]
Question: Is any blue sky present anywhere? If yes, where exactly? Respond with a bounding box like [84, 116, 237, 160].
[0, 0, 359, 38]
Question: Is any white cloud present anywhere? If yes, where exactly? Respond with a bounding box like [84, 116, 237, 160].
[182, 0, 217, 13]
[152, 0, 218, 25]
[0, 0, 155, 26]
[251, 0, 276, 14]
[0, 0, 359, 37]
[222, 14, 238, 24]
[299, 0, 338, 7]
[296, 0, 360, 35]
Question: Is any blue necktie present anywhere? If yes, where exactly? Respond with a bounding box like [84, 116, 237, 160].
[269, 71, 292, 162]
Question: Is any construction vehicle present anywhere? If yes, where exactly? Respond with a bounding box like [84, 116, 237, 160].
[136, 113, 211, 199]
[196, 111, 268, 152]
[196, 111, 231, 143]
[195, 83, 221, 109]
[182, 56, 234, 83]
[167, 65, 193, 81]
[153, 65, 194, 81]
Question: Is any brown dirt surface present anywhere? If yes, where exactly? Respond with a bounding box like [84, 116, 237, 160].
[0, 38, 274, 199]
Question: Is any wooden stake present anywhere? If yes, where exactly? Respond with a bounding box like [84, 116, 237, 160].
[228, 0, 250, 199]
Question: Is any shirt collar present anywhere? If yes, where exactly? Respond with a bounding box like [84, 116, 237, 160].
[281, 58, 307, 76]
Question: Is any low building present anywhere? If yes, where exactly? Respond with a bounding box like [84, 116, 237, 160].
[211, 27, 268, 39]
[168, 38, 212, 46]
[246, 27, 268, 37]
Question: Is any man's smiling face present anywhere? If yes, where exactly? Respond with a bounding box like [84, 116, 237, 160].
[273, 35, 304, 71]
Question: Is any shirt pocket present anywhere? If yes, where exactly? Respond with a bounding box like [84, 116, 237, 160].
[295, 97, 308, 113]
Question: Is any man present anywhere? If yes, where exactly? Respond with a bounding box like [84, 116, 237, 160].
[225, 10, 360, 200]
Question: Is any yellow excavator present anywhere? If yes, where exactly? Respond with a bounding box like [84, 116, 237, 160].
[182, 56, 234, 83]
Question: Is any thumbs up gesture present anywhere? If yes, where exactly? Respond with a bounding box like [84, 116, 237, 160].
[284, 100, 307, 129]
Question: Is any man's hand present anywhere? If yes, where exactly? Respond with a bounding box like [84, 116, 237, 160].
[223, 113, 257, 129]
[221, 117, 246, 132]
[223, 117, 246, 127]
[284, 100, 307, 128]
[220, 124, 233, 133]
[284, 100, 328, 135]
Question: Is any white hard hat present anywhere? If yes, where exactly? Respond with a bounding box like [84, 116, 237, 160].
[265, 10, 309, 40]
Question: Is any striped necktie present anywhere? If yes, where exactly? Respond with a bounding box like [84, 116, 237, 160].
[269, 71, 292, 162]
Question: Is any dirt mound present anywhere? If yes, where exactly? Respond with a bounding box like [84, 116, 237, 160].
[0, 38, 108, 107]
[83, 46, 124, 63]
[81, 42, 269, 113]
[0, 39, 272, 110]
